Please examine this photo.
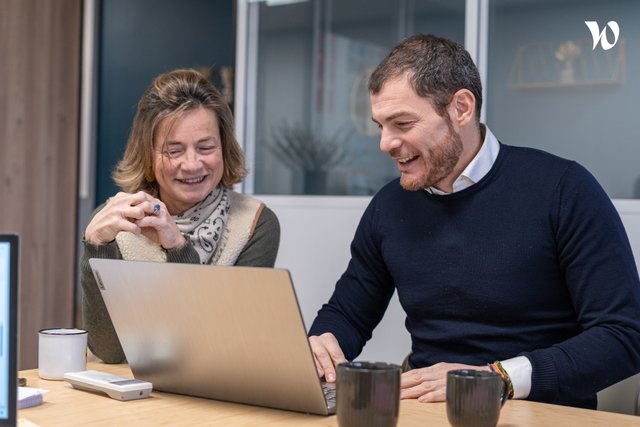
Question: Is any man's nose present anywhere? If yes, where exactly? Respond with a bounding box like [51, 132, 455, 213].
[379, 129, 401, 153]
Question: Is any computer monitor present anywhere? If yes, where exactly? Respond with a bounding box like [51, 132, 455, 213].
[0, 234, 18, 426]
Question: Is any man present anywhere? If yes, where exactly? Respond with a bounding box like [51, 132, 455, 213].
[308, 34, 640, 409]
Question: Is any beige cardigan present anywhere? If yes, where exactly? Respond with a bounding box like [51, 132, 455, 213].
[115, 191, 263, 265]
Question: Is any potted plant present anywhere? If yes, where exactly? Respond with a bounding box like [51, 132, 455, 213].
[555, 40, 581, 83]
[268, 121, 352, 194]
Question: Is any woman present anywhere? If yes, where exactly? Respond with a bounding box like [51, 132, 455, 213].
[81, 69, 280, 363]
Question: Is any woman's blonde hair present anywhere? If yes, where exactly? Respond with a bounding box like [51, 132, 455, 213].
[113, 68, 247, 195]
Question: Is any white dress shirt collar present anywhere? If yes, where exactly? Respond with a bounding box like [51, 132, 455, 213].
[428, 125, 500, 195]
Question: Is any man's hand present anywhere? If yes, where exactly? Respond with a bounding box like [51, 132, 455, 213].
[401, 362, 490, 402]
[308, 333, 348, 382]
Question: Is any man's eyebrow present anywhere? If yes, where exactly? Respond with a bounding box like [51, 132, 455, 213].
[371, 111, 415, 124]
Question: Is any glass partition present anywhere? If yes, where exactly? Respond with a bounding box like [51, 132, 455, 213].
[486, 0, 639, 199]
[245, 0, 465, 195]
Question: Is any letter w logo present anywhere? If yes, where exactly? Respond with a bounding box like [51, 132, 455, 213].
[584, 21, 620, 50]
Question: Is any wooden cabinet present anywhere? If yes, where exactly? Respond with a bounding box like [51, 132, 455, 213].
[0, 0, 81, 369]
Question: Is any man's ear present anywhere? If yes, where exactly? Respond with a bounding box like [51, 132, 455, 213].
[449, 89, 476, 126]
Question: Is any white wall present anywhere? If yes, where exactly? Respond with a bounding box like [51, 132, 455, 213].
[261, 195, 412, 365]
[262, 196, 640, 375]
[613, 200, 640, 270]
[600, 200, 640, 415]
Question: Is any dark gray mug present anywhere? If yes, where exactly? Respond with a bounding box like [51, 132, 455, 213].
[336, 361, 401, 427]
[446, 369, 508, 427]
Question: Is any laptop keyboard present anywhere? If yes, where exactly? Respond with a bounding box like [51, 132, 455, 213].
[322, 382, 336, 408]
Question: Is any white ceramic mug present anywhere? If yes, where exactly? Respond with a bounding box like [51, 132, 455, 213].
[38, 328, 88, 380]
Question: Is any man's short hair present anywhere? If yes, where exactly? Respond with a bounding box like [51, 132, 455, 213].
[369, 34, 483, 121]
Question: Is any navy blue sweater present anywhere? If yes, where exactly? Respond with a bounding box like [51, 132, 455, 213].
[309, 144, 640, 409]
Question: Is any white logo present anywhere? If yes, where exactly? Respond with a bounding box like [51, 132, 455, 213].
[584, 21, 620, 50]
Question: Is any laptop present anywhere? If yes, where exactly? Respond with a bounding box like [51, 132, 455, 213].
[88, 258, 336, 415]
[0, 235, 18, 427]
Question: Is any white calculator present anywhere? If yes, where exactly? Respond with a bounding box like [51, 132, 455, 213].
[64, 370, 153, 401]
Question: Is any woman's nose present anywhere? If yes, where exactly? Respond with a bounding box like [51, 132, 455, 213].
[180, 149, 203, 169]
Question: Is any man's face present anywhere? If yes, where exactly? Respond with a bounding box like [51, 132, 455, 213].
[371, 75, 463, 191]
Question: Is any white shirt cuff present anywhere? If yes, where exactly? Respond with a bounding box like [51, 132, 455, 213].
[500, 356, 532, 399]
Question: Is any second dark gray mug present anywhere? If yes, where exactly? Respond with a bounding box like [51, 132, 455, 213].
[336, 361, 401, 427]
[446, 369, 508, 427]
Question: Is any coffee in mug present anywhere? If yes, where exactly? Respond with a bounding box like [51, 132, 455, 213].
[336, 361, 401, 427]
[446, 369, 507, 427]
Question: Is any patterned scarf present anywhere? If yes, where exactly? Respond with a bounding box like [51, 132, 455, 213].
[173, 187, 230, 264]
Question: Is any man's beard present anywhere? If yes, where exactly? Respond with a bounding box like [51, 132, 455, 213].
[400, 117, 464, 191]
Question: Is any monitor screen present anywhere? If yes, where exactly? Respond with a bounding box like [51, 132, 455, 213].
[0, 235, 18, 426]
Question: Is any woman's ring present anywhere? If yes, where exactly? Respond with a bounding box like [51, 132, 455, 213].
[153, 204, 161, 215]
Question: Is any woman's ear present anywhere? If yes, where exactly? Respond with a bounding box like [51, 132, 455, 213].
[449, 89, 476, 126]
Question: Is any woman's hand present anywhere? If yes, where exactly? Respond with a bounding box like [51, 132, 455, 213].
[84, 191, 186, 250]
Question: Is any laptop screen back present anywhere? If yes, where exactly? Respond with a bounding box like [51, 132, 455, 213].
[0, 234, 18, 426]
[90, 258, 333, 415]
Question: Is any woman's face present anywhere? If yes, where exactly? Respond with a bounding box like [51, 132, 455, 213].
[153, 107, 224, 215]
